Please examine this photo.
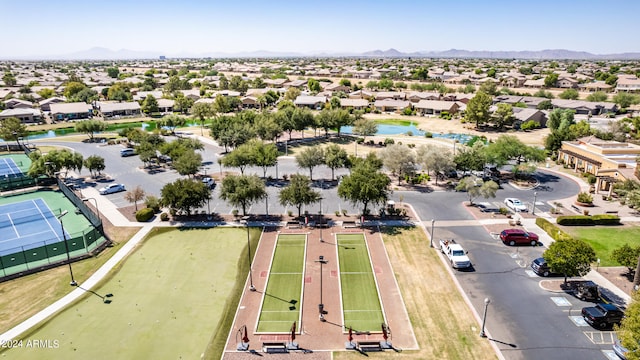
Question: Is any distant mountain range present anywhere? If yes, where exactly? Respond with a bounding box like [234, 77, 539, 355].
[6, 47, 640, 60]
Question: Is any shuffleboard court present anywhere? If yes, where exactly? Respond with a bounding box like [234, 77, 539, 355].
[337, 233, 385, 332]
[256, 234, 306, 333]
[0, 199, 66, 254]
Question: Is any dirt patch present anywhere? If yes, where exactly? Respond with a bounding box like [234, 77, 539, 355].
[597, 266, 635, 297]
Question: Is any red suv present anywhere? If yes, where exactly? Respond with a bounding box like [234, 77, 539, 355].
[500, 229, 539, 246]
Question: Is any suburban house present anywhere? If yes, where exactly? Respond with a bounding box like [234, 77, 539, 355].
[558, 136, 640, 193]
[512, 108, 547, 128]
[179, 89, 201, 100]
[156, 99, 175, 114]
[616, 75, 640, 92]
[0, 89, 15, 100]
[579, 81, 612, 93]
[348, 89, 374, 99]
[373, 99, 411, 113]
[49, 102, 93, 121]
[283, 79, 307, 89]
[96, 101, 141, 118]
[323, 83, 350, 93]
[557, 77, 579, 89]
[293, 95, 327, 110]
[241, 96, 259, 109]
[339, 98, 369, 110]
[414, 100, 459, 116]
[39, 97, 66, 112]
[523, 78, 545, 88]
[132, 90, 163, 101]
[407, 92, 440, 103]
[4, 98, 33, 109]
[551, 99, 617, 115]
[374, 91, 406, 100]
[0, 108, 42, 123]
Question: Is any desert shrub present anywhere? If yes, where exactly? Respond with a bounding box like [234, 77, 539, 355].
[160, 212, 169, 221]
[577, 192, 593, 203]
[356, 137, 365, 144]
[424, 132, 433, 138]
[499, 207, 508, 215]
[384, 138, 395, 145]
[135, 208, 154, 222]
[145, 195, 161, 213]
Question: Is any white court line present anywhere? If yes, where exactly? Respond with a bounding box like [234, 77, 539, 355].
[4, 213, 20, 239]
[32, 199, 62, 242]
[0, 229, 59, 245]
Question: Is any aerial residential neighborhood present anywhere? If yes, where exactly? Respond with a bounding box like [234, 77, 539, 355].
[1, 1, 640, 360]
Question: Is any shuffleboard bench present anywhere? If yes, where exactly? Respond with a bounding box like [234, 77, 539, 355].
[357, 341, 382, 352]
[262, 342, 288, 353]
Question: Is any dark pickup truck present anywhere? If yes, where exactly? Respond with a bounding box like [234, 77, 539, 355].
[581, 303, 624, 329]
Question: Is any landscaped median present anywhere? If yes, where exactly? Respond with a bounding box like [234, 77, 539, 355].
[256, 234, 306, 333]
[337, 233, 385, 332]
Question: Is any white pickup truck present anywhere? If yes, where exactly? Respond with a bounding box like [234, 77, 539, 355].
[439, 239, 471, 269]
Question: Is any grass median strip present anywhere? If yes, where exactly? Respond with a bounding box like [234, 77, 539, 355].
[337, 233, 384, 332]
[256, 234, 306, 333]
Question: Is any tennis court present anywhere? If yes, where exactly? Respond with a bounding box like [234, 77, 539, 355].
[256, 234, 306, 333]
[0, 157, 24, 178]
[337, 233, 385, 332]
[0, 199, 66, 252]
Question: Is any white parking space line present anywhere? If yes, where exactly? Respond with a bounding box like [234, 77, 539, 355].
[584, 331, 616, 345]
[551, 297, 573, 306]
[525, 269, 538, 277]
[569, 315, 589, 326]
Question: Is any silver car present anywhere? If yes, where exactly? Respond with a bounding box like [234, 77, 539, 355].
[504, 198, 528, 212]
[99, 183, 126, 195]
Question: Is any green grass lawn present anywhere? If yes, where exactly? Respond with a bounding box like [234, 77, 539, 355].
[1, 227, 251, 360]
[337, 233, 384, 332]
[256, 234, 305, 333]
[565, 225, 640, 266]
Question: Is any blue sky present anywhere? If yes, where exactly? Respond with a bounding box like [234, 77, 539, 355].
[3, 0, 639, 57]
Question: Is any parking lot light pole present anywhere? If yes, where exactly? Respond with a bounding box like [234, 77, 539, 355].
[430, 219, 435, 248]
[532, 192, 538, 215]
[57, 210, 77, 286]
[319, 196, 323, 243]
[479, 298, 490, 337]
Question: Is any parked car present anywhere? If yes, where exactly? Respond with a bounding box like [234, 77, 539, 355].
[202, 177, 215, 189]
[581, 303, 624, 329]
[99, 183, 126, 195]
[504, 198, 528, 212]
[500, 229, 539, 246]
[120, 148, 135, 157]
[531, 257, 557, 277]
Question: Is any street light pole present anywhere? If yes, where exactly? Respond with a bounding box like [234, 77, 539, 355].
[479, 298, 491, 337]
[532, 191, 538, 215]
[57, 210, 77, 286]
[430, 219, 435, 248]
[242, 217, 256, 292]
[315, 255, 327, 321]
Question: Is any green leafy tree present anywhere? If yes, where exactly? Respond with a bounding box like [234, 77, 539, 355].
[537, 99, 553, 110]
[295, 146, 325, 181]
[107, 83, 131, 101]
[352, 118, 378, 140]
[83, 155, 105, 177]
[37, 88, 55, 99]
[278, 174, 321, 217]
[63, 81, 87, 99]
[465, 91, 492, 128]
[479, 81, 497, 96]
[486, 135, 545, 166]
[454, 142, 487, 173]
[585, 91, 608, 102]
[291, 107, 315, 138]
[491, 103, 515, 129]
[613, 92, 640, 109]
[544, 73, 559, 88]
[0, 117, 28, 142]
[254, 113, 282, 142]
[221, 146, 253, 174]
[70, 88, 98, 103]
[173, 93, 194, 114]
[338, 158, 390, 215]
[611, 244, 640, 274]
[543, 238, 596, 284]
[141, 94, 159, 114]
[416, 144, 454, 185]
[173, 149, 202, 177]
[249, 140, 278, 178]
[284, 87, 301, 101]
[324, 144, 348, 181]
[379, 144, 416, 185]
[158, 114, 187, 134]
[135, 141, 157, 167]
[307, 78, 321, 93]
[161, 179, 210, 215]
[190, 102, 215, 135]
[75, 119, 107, 142]
[2, 72, 17, 86]
[617, 292, 640, 360]
[455, 177, 499, 205]
[219, 174, 266, 216]
[559, 88, 579, 100]
[107, 67, 120, 78]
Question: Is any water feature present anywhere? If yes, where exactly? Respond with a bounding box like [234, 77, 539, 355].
[340, 122, 475, 144]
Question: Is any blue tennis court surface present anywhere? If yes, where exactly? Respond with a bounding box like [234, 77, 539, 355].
[0, 158, 24, 178]
[0, 199, 67, 254]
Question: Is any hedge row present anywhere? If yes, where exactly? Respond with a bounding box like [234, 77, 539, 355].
[535, 218, 572, 241]
[556, 214, 620, 226]
[135, 208, 155, 222]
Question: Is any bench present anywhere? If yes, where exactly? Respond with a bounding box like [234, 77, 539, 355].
[605, 210, 619, 215]
[571, 204, 580, 213]
[356, 341, 382, 352]
[262, 342, 288, 353]
[342, 221, 358, 228]
[286, 221, 302, 229]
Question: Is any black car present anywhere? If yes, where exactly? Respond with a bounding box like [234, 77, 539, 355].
[581, 303, 624, 329]
[531, 257, 556, 277]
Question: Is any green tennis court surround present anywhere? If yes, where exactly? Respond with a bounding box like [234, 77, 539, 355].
[337, 233, 385, 332]
[256, 234, 306, 333]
